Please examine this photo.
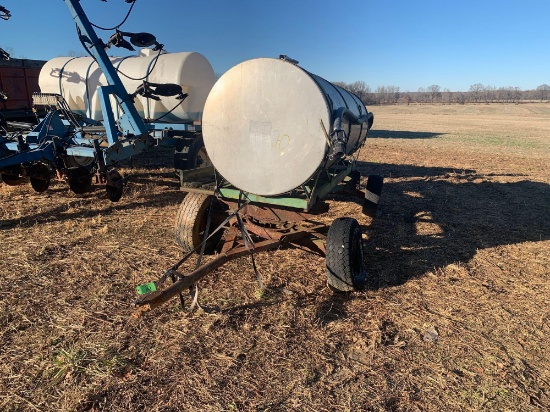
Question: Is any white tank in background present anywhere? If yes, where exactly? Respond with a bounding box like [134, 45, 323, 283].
[38, 50, 216, 123]
[203, 57, 372, 196]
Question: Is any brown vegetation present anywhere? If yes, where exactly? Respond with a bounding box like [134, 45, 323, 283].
[1, 103, 548, 411]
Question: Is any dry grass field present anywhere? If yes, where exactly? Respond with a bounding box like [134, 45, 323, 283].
[1, 103, 549, 411]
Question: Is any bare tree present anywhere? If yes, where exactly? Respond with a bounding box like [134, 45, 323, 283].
[442, 88, 453, 104]
[348, 81, 372, 103]
[333, 81, 373, 105]
[375, 86, 386, 104]
[483, 85, 496, 103]
[386, 85, 400, 104]
[536, 84, 550, 101]
[469, 83, 484, 102]
[427, 85, 441, 103]
[512, 87, 522, 102]
[417, 87, 429, 103]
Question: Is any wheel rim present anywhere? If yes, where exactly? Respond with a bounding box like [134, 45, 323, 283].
[351, 227, 365, 275]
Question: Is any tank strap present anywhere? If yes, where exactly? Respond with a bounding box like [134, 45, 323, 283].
[58, 57, 78, 97]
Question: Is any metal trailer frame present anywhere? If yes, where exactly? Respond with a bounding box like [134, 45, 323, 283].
[133, 157, 383, 316]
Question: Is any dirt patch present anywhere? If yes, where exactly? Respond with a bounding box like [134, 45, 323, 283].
[1, 103, 548, 411]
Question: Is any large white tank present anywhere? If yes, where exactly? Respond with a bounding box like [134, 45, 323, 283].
[39, 50, 216, 123]
[203, 58, 372, 196]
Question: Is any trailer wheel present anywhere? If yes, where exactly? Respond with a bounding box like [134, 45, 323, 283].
[175, 193, 224, 254]
[325, 217, 367, 292]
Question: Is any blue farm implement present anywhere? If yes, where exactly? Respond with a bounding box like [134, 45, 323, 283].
[0, 0, 204, 201]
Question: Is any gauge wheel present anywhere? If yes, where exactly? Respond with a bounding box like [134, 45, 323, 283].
[69, 175, 93, 194]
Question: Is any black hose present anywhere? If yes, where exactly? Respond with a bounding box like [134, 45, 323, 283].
[91, 0, 137, 31]
[333, 107, 370, 129]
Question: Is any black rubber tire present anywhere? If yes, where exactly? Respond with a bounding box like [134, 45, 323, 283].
[325, 217, 367, 292]
[174, 193, 224, 254]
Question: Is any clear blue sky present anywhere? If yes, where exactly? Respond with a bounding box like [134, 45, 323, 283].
[1, 0, 549, 92]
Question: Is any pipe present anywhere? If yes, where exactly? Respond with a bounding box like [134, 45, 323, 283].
[330, 108, 372, 160]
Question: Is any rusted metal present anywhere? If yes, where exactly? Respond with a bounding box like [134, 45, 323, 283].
[133, 212, 331, 316]
[134, 167, 375, 315]
[133, 239, 283, 316]
[0, 59, 45, 117]
[223, 201, 329, 223]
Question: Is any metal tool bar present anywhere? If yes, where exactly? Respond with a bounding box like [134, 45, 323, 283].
[62, 0, 148, 138]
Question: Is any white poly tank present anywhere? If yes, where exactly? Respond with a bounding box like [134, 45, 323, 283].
[39, 50, 216, 123]
[203, 58, 372, 196]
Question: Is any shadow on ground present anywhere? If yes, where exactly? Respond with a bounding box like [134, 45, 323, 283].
[309, 161, 549, 324]
[354, 161, 550, 288]
[3, 160, 548, 321]
[0, 189, 184, 230]
[368, 129, 446, 139]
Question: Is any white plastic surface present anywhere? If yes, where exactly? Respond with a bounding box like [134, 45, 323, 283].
[39, 51, 216, 123]
[203, 58, 331, 196]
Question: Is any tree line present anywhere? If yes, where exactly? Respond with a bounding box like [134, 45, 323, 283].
[333, 81, 550, 105]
